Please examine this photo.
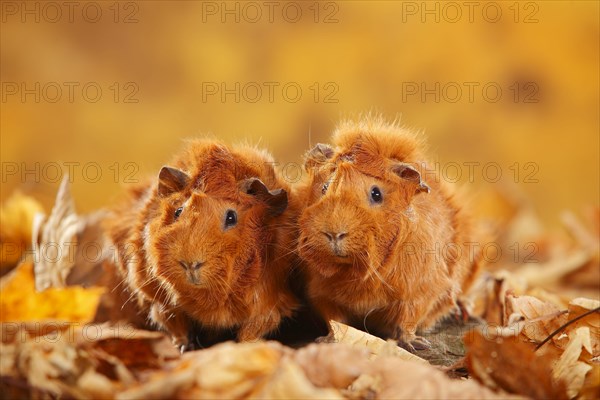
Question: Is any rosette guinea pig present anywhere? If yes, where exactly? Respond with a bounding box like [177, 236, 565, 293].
[105, 139, 299, 350]
[296, 116, 482, 351]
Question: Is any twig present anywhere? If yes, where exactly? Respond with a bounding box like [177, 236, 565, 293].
[535, 306, 600, 351]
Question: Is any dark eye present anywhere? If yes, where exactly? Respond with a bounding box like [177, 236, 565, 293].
[321, 182, 329, 195]
[174, 207, 183, 220]
[370, 186, 383, 204]
[224, 209, 237, 228]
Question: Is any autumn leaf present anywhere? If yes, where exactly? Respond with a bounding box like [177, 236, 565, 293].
[505, 294, 568, 348]
[32, 176, 110, 291]
[1, 323, 178, 398]
[565, 298, 600, 357]
[293, 342, 370, 389]
[465, 329, 568, 399]
[362, 354, 521, 400]
[0, 191, 43, 272]
[553, 327, 594, 398]
[327, 320, 427, 363]
[0, 261, 104, 323]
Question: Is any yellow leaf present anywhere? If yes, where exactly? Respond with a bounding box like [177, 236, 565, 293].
[0, 191, 43, 270]
[0, 261, 104, 323]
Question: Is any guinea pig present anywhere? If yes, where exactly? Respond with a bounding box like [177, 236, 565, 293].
[296, 116, 482, 351]
[104, 139, 299, 351]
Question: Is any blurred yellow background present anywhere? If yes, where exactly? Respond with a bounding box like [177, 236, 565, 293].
[1, 1, 598, 226]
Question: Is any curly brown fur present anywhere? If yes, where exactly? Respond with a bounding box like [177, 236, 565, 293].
[296, 115, 482, 350]
[104, 139, 299, 349]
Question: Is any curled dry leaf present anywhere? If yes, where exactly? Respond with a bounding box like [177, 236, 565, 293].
[553, 327, 594, 399]
[27, 179, 141, 326]
[32, 176, 110, 291]
[1, 322, 178, 399]
[327, 320, 427, 363]
[466, 273, 508, 325]
[254, 358, 343, 400]
[465, 329, 568, 399]
[362, 355, 521, 400]
[513, 250, 593, 289]
[118, 341, 342, 400]
[565, 298, 600, 357]
[32, 176, 81, 290]
[505, 294, 568, 348]
[292, 343, 370, 388]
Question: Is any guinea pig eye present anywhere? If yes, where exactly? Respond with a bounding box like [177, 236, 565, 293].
[174, 207, 183, 220]
[321, 182, 329, 195]
[370, 186, 383, 204]
[224, 209, 237, 229]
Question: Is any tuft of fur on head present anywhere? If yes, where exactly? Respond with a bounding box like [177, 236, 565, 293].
[332, 114, 427, 163]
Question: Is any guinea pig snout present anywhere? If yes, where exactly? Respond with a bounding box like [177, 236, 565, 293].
[322, 231, 349, 257]
[179, 260, 204, 285]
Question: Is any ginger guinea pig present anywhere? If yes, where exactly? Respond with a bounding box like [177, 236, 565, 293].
[297, 116, 482, 351]
[105, 139, 298, 351]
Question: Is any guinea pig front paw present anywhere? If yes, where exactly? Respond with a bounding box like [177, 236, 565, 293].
[398, 335, 432, 353]
[172, 336, 194, 353]
[314, 333, 335, 344]
[179, 343, 196, 353]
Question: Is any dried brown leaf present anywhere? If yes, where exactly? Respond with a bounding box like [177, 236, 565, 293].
[466, 273, 511, 325]
[118, 341, 346, 400]
[0, 323, 177, 398]
[328, 320, 427, 363]
[553, 327, 594, 398]
[254, 358, 343, 399]
[293, 343, 369, 389]
[32, 176, 111, 291]
[362, 355, 518, 399]
[465, 329, 567, 399]
[565, 298, 600, 357]
[32, 176, 81, 290]
[505, 294, 568, 347]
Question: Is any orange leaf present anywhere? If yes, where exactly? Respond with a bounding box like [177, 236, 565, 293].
[0, 262, 104, 323]
[465, 329, 567, 399]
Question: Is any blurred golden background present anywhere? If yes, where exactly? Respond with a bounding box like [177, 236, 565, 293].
[1, 0, 598, 226]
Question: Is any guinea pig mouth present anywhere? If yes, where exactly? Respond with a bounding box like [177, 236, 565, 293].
[330, 251, 353, 265]
[330, 245, 350, 259]
[333, 252, 350, 259]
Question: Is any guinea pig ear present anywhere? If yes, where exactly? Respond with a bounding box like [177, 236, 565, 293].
[242, 178, 288, 217]
[392, 163, 430, 194]
[304, 143, 334, 168]
[158, 166, 190, 197]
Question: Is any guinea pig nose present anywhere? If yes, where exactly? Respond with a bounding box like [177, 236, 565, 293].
[322, 232, 348, 243]
[179, 261, 204, 270]
[322, 232, 334, 242]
